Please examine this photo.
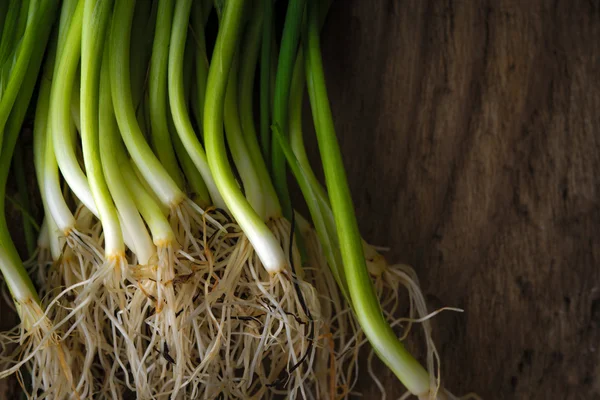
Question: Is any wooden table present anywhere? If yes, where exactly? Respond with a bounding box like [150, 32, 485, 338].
[317, 1, 600, 398]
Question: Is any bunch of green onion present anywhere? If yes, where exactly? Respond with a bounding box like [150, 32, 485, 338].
[0, 0, 465, 399]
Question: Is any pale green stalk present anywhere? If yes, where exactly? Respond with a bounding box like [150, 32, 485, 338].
[204, 0, 287, 273]
[169, 0, 224, 209]
[238, 2, 281, 220]
[110, 0, 185, 208]
[304, 0, 430, 394]
[81, 0, 123, 257]
[99, 45, 156, 264]
[149, 0, 184, 188]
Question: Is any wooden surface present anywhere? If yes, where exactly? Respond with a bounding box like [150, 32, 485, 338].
[315, 0, 600, 399]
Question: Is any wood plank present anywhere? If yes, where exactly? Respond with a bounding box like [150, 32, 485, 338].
[314, 0, 600, 398]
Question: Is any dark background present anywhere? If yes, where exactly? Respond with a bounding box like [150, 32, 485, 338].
[2, 1, 600, 399]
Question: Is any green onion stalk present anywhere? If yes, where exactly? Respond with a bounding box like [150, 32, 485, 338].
[38, 1, 158, 396]
[264, 2, 448, 397]
[298, 0, 455, 398]
[203, 1, 331, 397]
[0, 1, 79, 397]
[34, 26, 101, 399]
[110, 0, 228, 261]
[35, 1, 136, 397]
[109, 0, 246, 397]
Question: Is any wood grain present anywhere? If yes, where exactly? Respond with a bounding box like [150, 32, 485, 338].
[312, 0, 600, 398]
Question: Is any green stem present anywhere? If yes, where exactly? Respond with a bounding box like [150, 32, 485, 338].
[99, 44, 156, 264]
[14, 0, 31, 45]
[270, 0, 306, 221]
[119, 160, 174, 246]
[81, 0, 123, 257]
[169, 0, 223, 209]
[0, 0, 52, 152]
[55, 0, 79, 60]
[149, 0, 184, 188]
[110, 0, 185, 208]
[272, 124, 348, 298]
[189, 0, 208, 141]
[0, 0, 19, 66]
[304, 1, 430, 395]
[204, 0, 286, 273]
[169, 111, 209, 207]
[238, 2, 281, 219]
[224, 53, 266, 219]
[289, 49, 328, 208]
[41, 2, 80, 236]
[259, 0, 273, 163]
[0, 0, 56, 311]
[33, 29, 62, 260]
[130, 0, 155, 113]
[50, 0, 99, 217]
[13, 140, 35, 256]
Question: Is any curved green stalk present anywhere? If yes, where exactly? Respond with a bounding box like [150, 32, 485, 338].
[55, 0, 79, 59]
[176, 1, 211, 206]
[0, 0, 55, 312]
[169, 113, 209, 208]
[304, 1, 430, 395]
[0, 87, 39, 310]
[50, 1, 99, 216]
[70, 74, 81, 132]
[130, 0, 154, 113]
[32, 54, 62, 260]
[289, 49, 328, 208]
[99, 46, 156, 264]
[223, 54, 265, 219]
[149, 0, 184, 188]
[270, 0, 306, 221]
[204, 0, 286, 273]
[104, 36, 172, 244]
[34, 31, 74, 247]
[0, 0, 53, 152]
[13, 140, 35, 255]
[189, 0, 208, 141]
[14, 0, 31, 44]
[272, 124, 347, 298]
[119, 160, 174, 246]
[43, 121, 76, 232]
[41, 2, 83, 236]
[288, 0, 337, 209]
[110, 0, 185, 208]
[238, 3, 281, 220]
[259, 0, 273, 163]
[0, 1, 19, 66]
[169, 0, 223, 209]
[81, 0, 123, 257]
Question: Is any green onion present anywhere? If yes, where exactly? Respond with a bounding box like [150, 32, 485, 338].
[149, 0, 185, 189]
[270, 0, 306, 221]
[81, 0, 122, 258]
[168, 0, 224, 209]
[238, 2, 281, 220]
[110, 0, 184, 209]
[304, 0, 431, 395]
[204, 0, 286, 273]
[259, 0, 274, 163]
